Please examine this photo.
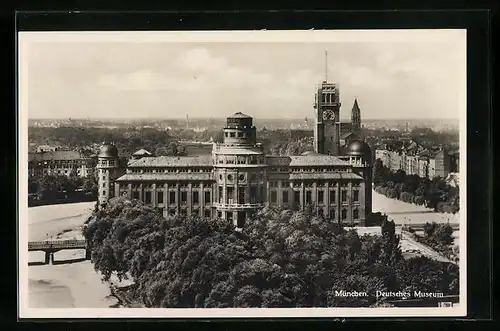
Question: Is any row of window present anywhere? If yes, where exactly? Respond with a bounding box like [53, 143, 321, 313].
[224, 131, 249, 138]
[132, 167, 211, 174]
[130, 182, 212, 189]
[216, 155, 264, 165]
[269, 189, 359, 204]
[126, 190, 212, 205]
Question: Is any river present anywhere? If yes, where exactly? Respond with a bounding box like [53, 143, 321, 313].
[28, 201, 120, 308]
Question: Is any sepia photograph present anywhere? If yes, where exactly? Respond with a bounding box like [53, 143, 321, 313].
[18, 29, 466, 318]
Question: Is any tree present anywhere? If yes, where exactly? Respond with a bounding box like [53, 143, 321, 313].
[84, 200, 459, 308]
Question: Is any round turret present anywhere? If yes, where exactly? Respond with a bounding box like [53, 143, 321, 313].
[98, 143, 119, 158]
[347, 140, 372, 163]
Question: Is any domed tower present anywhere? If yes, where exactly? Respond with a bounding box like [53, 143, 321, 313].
[97, 142, 120, 207]
[347, 140, 373, 223]
[212, 112, 266, 228]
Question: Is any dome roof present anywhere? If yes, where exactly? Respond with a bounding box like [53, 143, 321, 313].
[229, 112, 252, 119]
[98, 143, 118, 158]
[347, 140, 371, 157]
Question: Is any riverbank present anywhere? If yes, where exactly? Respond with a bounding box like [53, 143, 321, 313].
[28, 201, 130, 308]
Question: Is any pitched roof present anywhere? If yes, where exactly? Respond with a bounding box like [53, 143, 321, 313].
[265, 156, 291, 166]
[128, 155, 213, 167]
[341, 132, 358, 139]
[132, 148, 153, 156]
[352, 98, 360, 111]
[289, 155, 350, 166]
[116, 173, 213, 182]
[28, 151, 90, 162]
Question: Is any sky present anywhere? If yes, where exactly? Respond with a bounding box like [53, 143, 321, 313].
[20, 30, 466, 120]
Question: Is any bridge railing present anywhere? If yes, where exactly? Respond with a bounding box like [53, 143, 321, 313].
[28, 239, 87, 250]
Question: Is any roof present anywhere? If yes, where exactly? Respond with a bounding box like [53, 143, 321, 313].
[127, 155, 213, 167]
[116, 173, 213, 182]
[132, 148, 153, 156]
[228, 112, 252, 119]
[352, 98, 360, 111]
[289, 172, 363, 180]
[98, 144, 119, 158]
[28, 151, 90, 162]
[289, 155, 350, 166]
[341, 132, 358, 140]
[265, 156, 291, 166]
[214, 147, 262, 155]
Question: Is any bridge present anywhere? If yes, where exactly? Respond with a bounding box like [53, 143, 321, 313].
[396, 223, 460, 231]
[28, 239, 89, 265]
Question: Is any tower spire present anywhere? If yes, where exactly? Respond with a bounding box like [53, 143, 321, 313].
[325, 50, 328, 82]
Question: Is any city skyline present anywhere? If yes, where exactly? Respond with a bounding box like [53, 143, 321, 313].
[20, 30, 466, 120]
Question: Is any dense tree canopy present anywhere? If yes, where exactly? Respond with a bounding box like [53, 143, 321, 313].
[83, 198, 459, 308]
[373, 159, 459, 213]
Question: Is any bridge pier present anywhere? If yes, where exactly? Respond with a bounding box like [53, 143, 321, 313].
[44, 252, 50, 265]
[49, 253, 55, 265]
[85, 249, 91, 260]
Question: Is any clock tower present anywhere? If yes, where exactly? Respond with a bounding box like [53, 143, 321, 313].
[314, 81, 341, 155]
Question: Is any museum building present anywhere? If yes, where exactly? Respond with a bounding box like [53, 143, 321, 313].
[97, 80, 373, 227]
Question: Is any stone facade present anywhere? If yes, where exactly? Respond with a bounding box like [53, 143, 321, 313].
[99, 112, 373, 227]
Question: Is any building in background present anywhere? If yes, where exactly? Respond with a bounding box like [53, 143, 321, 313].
[28, 150, 96, 177]
[375, 142, 458, 179]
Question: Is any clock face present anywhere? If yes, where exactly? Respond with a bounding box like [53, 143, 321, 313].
[322, 110, 335, 121]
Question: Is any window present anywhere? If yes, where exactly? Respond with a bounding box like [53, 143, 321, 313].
[227, 187, 234, 203]
[132, 191, 139, 199]
[237, 132, 243, 137]
[341, 209, 347, 219]
[353, 209, 359, 219]
[102, 176, 105, 180]
[193, 191, 199, 204]
[239, 174, 245, 181]
[180, 208, 187, 216]
[329, 208, 335, 218]
[227, 174, 233, 181]
[204, 191, 210, 204]
[219, 186, 223, 202]
[169, 209, 176, 216]
[318, 190, 324, 205]
[204, 209, 211, 218]
[102, 190, 106, 196]
[282, 191, 289, 204]
[218, 211, 222, 218]
[157, 191, 164, 204]
[145, 192, 151, 204]
[169, 191, 176, 204]
[102, 183, 106, 187]
[270, 191, 277, 203]
[250, 186, 257, 203]
[230, 132, 236, 137]
[353, 190, 359, 202]
[181, 191, 187, 204]
[306, 191, 312, 204]
[341, 190, 347, 202]
[329, 190, 336, 204]
[294, 191, 300, 204]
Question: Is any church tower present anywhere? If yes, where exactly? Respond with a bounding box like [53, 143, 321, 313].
[314, 52, 341, 155]
[351, 98, 361, 135]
